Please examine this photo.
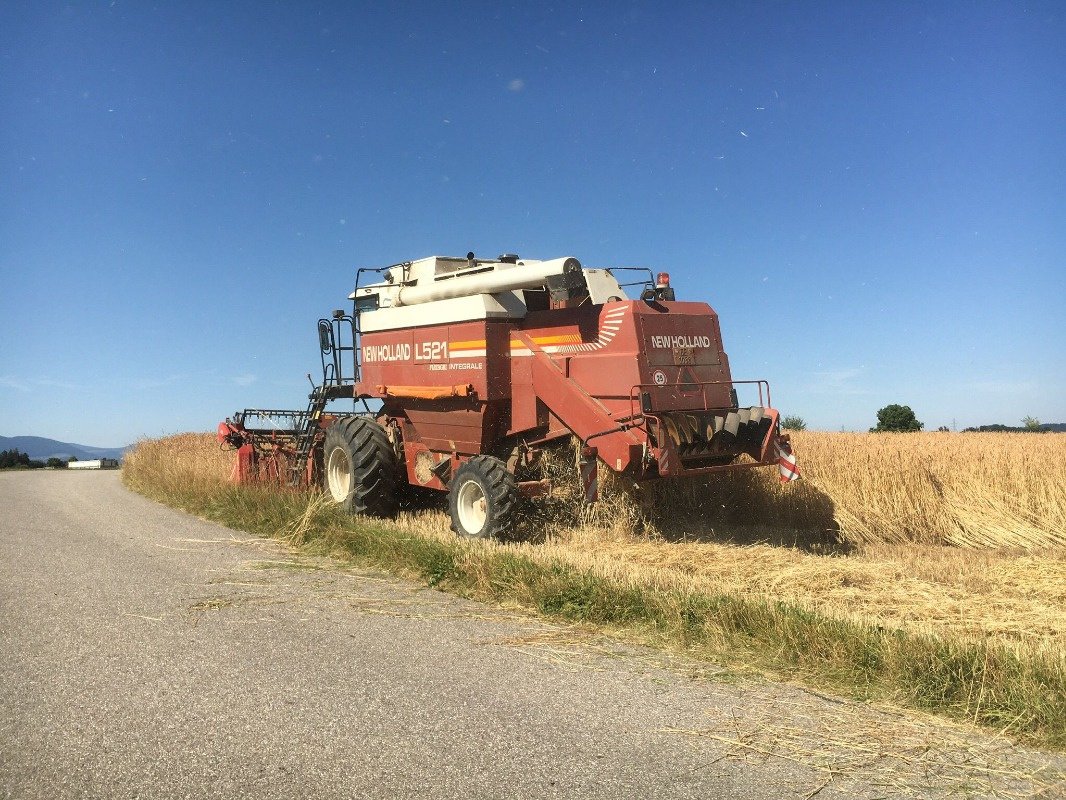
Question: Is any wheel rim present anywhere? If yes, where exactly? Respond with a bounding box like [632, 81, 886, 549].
[326, 446, 351, 502]
[456, 478, 488, 535]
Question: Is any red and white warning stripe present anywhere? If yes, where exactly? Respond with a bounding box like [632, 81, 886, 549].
[775, 439, 800, 483]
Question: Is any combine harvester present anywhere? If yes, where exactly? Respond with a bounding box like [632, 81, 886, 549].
[219, 253, 799, 537]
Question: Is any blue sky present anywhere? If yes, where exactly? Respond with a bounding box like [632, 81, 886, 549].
[1, 2, 1063, 446]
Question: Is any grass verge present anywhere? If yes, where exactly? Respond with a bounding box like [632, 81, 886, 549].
[123, 450, 1065, 752]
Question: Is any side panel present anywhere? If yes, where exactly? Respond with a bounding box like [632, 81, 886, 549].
[508, 355, 538, 434]
[397, 403, 501, 457]
[358, 320, 514, 454]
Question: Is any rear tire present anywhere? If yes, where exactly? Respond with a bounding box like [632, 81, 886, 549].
[322, 417, 398, 517]
[448, 456, 517, 539]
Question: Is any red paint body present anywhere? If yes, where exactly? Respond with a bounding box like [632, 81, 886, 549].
[354, 298, 783, 489]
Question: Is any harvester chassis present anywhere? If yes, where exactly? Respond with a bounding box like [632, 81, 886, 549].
[220, 253, 797, 538]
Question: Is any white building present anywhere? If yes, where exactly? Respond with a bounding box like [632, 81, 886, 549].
[67, 458, 120, 470]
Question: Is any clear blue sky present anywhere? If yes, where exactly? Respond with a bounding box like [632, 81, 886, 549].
[2, 2, 1063, 446]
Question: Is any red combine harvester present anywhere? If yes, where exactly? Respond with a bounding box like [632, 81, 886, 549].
[219, 253, 799, 537]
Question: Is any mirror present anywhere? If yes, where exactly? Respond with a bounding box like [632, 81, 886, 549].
[318, 320, 333, 353]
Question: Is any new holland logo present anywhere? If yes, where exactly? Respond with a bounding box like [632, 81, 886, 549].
[362, 343, 411, 363]
[650, 335, 711, 349]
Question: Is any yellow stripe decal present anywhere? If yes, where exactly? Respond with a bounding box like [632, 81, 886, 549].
[508, 334, 582, 348]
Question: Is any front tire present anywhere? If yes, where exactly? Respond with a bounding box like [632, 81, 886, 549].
[322, 417, 398, 517]
[448, 456, 517, 539]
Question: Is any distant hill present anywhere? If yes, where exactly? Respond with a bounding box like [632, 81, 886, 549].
[0, 435, 129, 461]
[961, 423, 1065, 433]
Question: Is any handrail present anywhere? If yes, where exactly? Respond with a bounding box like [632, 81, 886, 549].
[628, 379, 772, 419]
[318, 314, 358, 387]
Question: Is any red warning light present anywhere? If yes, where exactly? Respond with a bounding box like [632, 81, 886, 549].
[656, 272, 670, 288]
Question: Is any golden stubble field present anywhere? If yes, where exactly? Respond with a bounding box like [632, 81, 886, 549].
[124, 431, 1066, 655]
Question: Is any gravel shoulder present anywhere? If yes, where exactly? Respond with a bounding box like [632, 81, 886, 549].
[1, 471, 1062, 799]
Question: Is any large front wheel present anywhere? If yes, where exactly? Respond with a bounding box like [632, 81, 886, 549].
[448, 456, 517, 539]
[322, 417, 398, 517]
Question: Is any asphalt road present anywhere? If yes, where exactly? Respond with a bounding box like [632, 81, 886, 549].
[1, 471, 1062, 800]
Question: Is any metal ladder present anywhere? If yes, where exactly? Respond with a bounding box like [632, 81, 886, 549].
[287, 386, 328, 487]
[287, 313, 359, 487]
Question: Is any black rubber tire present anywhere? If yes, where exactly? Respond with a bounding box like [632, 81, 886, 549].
[448, 455, 518, 539]
[322, 416, 398, 517]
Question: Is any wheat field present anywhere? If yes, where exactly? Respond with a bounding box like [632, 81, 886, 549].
[124, 430, 1066, 549]
[788, 431, 1066, 549]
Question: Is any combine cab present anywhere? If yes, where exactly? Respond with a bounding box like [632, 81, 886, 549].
[220, 253, 798, 537]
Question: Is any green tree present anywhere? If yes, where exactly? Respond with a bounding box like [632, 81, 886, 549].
[870, 404, 923, 432]
[1022, 415, 1041, 431]
[0, 449, 31, 468]
[46, 457, 67, 468]
[782, 415, 807, 431]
